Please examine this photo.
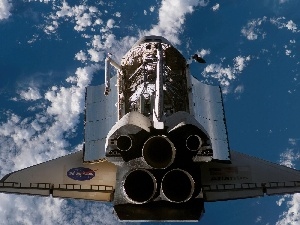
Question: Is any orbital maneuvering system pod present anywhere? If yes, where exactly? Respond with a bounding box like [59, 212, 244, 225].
[2, 36, 300, 222]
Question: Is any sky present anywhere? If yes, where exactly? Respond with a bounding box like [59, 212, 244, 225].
[0, 0, 300, 224]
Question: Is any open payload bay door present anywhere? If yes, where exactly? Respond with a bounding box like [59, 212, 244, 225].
[190, 76, 230, 161]
[0, 151, 117, 201]
[84, 75, 118, 162]
[201, 150, 300, 202]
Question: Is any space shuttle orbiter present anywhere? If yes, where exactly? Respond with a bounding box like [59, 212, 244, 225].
[2, 36, 300, 222]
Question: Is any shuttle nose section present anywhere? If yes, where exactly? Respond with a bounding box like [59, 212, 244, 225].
[161, 169, 195, 203]
[142, 136, 176, 169]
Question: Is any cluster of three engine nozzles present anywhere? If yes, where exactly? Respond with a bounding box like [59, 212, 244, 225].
[118, 134, 203, 204]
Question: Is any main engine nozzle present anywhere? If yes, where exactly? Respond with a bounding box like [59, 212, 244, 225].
[142, 136, 175, 169]
[123, 169, 157, 204]
[186, 134, 202, 151]
[161, 169, 195, 203]
[116, 135, 133, 151]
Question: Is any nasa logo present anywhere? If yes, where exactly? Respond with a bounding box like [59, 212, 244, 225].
[67, 167, 95, 181]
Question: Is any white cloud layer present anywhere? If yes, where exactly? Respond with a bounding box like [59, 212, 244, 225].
[277, 193, 300, 225]
[242, 16, 299, 41]
[42, 0, 210, 68]
[279, 148, 300, 168]
[285, 20, 297, 32]
[234, 85, 244, 94]
[212, 3, 220, 11]
[276, 141, 300, 225]
[270, 17, 299, 32]
[75, 50, 88, 62]
[1, 65, 100, 174]
[202, 55, 251, 90]
[43, 2, 102, 34]
[106, 18, 115, 29]
[197, 48, 211, 57]
[241, 17, 267, 40]
[0, 194, 134, 225]
[0, 0, 12, 20]
[0, 65, 113, 224]
[19, 87, 42, 101]
[142, 0, 208, 45]
[0, 62, 135, 224]
[149, 6, 155, 12]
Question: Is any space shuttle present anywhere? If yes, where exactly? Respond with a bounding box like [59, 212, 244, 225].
[2, 36, 300, 222]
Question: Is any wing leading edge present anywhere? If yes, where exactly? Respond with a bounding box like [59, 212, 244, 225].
[0, 151, 117, 201]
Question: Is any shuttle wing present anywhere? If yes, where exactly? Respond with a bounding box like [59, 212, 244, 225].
[0, 151, 117, 201]
[201, 150, 300, 201]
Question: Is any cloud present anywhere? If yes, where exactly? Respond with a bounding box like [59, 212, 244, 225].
[277, 194, 289, 206]
[87, 48, 105, 62]
[242, 16, 299, 41]
[288, 138, 298, 146]
[19, 87, 42, 101]
[98, 0, 210, 61]
[202, 55, 251, 91]
[212, 3, 220, 11]
[41, 0, 210, 66]
[187, 48, 210, 64]
[0, 0, 12, 20]
[141, 0, 208, 45]
[279, 0, 289, 4]
[0, 65, 100, 174]
[270, 17, 299, 33]
[43, 1, 103, 34]
[106, 18, 115, 29]
[82, 33, 137, 63]
[114, 12, 121, 17]
[241, 17, 267, 40]
[241, 17, 299, 61]
[234, 55, 251, 71]
[286, 20, 297, 32]
[0, 63, 132, 225]
[277, 193, 300, 225]
[199, 0, 209, 6]
[197, 48, 211, 57]
[276, 140, 300, 225]
[255, 216, 262, 223]
[234, 85, 244, 94]
[279, 148, 300, 168]
[27, 0, 53, 2]
[149, 6, 155, 12]
[0, 194, 135, 225]
[75, 50, 88, 62]
[0, 3, 138, 217]
[76, 1, 209, 63]
[285, 49, 292, 56]
[0, 64, 106, 224]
